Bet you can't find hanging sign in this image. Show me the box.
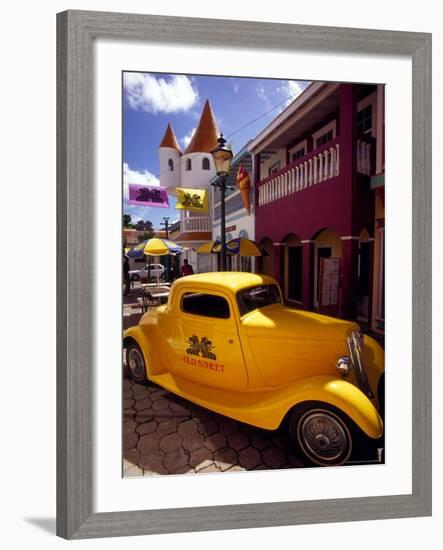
[175,188,208,213]
[128,184,170,208]
[236,164,251,214]
[319,257,341,316]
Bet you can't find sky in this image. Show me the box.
[123,72,310,229]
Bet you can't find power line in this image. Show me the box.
[142,90,300,181]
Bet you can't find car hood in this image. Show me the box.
[241,304,358,341]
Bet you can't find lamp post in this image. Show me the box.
[161,216,170,282]
[210,134,233,271]
[161,216,170,239]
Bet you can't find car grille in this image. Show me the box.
[347,331,373,398]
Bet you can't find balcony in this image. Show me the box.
[356,136,373,176]
[257,137,372,207]
[181,216,211,232]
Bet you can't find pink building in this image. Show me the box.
[249,82,384,330]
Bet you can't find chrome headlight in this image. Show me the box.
[335,356,353,378]
[347,331,373,398]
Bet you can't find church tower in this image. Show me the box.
[157,100,220,273]
[181,99,219,188]
[158,122,182,191]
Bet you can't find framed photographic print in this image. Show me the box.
[57,10,431,539]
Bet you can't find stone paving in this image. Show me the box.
[122,367,305,477]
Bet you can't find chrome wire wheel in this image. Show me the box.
[126,342,148,384]
[295,408,352,466]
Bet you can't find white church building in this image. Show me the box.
[158,99,220,273]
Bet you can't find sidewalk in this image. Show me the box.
[122,367,304,477]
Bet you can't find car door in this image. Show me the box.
[171,288,248,390]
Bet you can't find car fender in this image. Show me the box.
[123,325,166,376]
[276,375,383,439]
[151,373,383,439]
[363,335,385,405]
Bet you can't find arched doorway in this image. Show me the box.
[282,233,302,303]
[258,237,275,277]
[313,228,343,311]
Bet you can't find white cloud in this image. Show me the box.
[123,162,159,187]
[123,163,160,203]
[256,84,268,102]
[256,84,272,110]
[278,80,305,107]
[123,73,199,114]
[181,127,196,148]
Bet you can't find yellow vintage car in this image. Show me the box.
[124,272,384,466]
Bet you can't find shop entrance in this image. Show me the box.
[287,246,302,302]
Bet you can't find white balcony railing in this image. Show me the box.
[258,142,340,207]
[356,139,372,176]
[181,216,211,232]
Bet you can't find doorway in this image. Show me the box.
[287,246,302,302]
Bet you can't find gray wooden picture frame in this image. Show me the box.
[57,10,432,540]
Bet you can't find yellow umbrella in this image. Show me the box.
[143,238,182,256]
[142,238,183,286]
[196,240,221,254]
[226,238,263,256]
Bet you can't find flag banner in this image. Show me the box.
[128,184,170,208]
[175,188,208,213]
[236,165,251,214]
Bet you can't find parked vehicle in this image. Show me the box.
[123,272,384,466]
[129,263,165,282]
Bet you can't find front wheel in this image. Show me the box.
[125,340,148,384]
[288,403,352,466]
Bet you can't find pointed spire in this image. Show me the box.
[185,99,220,154]
[159,123,182,153]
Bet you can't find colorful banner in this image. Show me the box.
[175,187,209,213]
[128,184,170,208]
[236,165,251,214]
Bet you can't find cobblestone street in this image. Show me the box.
[123,367,306,477]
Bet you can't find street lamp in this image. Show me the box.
[211,133,233,271]
[161,216,170,239]
[161,216,171,283]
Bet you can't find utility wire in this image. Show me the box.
[140,90,300,181]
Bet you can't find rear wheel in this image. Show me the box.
[288,403,352,466]
[125,340,148,384]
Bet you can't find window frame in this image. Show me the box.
[268,160,281,176]
[236,284,282,317]
[357,90,376,136]
[179,289,232,320]
[289,139,307,163]
[312,120,337,148]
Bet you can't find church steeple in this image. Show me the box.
[184,99,220,154]
[159,122,182,153]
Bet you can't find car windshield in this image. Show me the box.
[237,284,282,316]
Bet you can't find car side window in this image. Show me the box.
[181,292,230,319]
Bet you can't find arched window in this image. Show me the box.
[168,158,174,171]
[186,158,192,171]
[202,157,210,170]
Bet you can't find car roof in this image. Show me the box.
[172,272,277,293]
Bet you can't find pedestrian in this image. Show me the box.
[123,254,131,296]
[181,259,194,277]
